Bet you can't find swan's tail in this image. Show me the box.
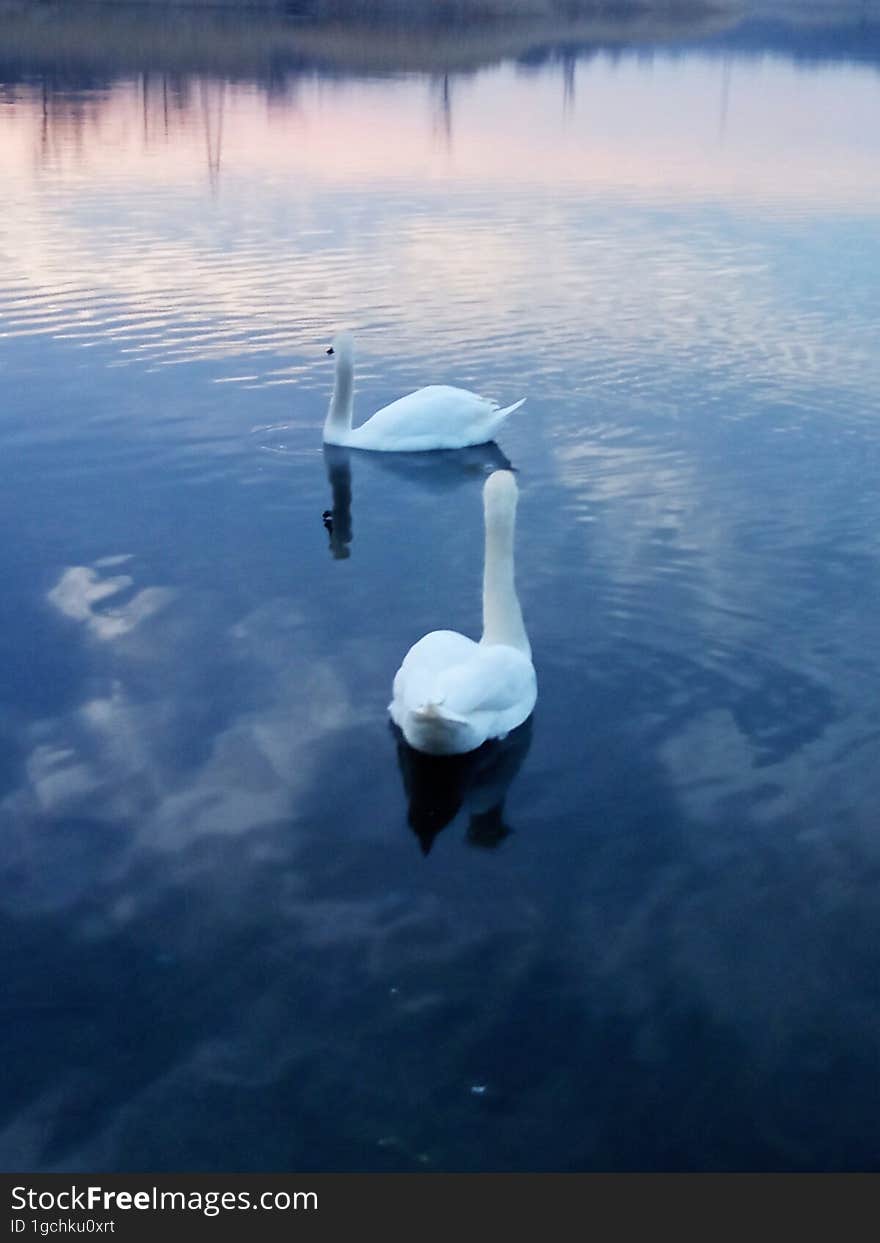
[395,700,477,755]
[413,701,468,726]
[495,397,526,419]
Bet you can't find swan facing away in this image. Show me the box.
[389,470,537,755]
[323,332,525,451]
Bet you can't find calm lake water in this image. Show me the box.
[2,5,880,1172]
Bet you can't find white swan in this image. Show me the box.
[389,470,537,755]
[323,332,525,451]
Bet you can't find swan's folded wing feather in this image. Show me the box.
[393,631,480,710]
[436,646,536,717]
[375,386,496,424]
[396,638,534,718]
[353,386,499,449]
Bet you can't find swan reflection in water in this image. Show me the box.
[392,715,533,856]
[322,444,354,560]
[321,441,513,560]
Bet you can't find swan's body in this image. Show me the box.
[390,470,536,755]
[391,633,535,755]
[323,333,525,451]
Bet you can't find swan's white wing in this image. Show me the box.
[390,631,536,754]
[391,630,479,708]
[350,386,515,451]
[432,645,536,719]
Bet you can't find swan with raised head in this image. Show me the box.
[389,470,536,755]
[323,332,525,451]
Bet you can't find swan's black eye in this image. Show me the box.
[326,347,334,356]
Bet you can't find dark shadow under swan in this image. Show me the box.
[392,714,534,856]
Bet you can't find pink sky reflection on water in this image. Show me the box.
[1,55,879,211]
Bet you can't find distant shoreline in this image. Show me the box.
[0,0,721,10]
[0,0,741,79]
[2,0,873,82]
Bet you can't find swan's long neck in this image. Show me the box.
[480,491,530,657]
[324,345,354,439]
